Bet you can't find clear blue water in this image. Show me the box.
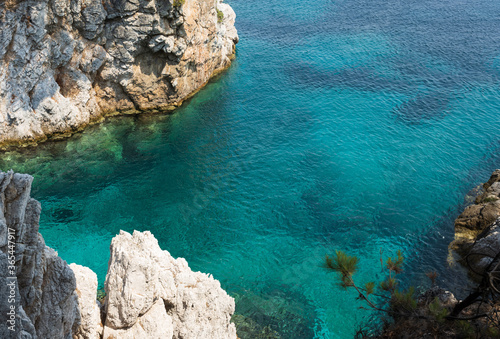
[3,0,500,337]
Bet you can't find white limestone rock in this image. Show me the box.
[103,299,173,339]
[103,230,237,339]
[0,172,237,339]
[70,264,103,339]
[218,2,239,45]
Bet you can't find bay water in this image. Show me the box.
[2,0,500,337]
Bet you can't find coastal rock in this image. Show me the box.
[0,171,80,338]
[103,230,237,339]
[452,171,500,252]
[0,0,238,148]
[465,218,500,274]
[0,171,237,338]
[451,170,500,275]
[70,263,103,339]
[454,202,500,231]
[417,287,457,309]
[102,299,173,339]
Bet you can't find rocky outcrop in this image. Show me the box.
[0,0,238,148]
[0,171,237,338]
[454,170,500,233]
[0,171,80,338]
[102,230,237,339]
[70,264,102,339]
[451,170,500,274]
[464,218,500,274]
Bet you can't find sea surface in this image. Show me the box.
[3,0,500,337]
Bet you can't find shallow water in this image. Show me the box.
[3,0,500,337]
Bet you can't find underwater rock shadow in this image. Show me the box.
[285,62,455,124]
[392,91,451,125]
[284,62,409,92]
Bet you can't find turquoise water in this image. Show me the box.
[3,0,500,337]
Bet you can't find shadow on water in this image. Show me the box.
[284,61,476,124]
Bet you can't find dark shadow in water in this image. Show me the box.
[51,207,77,223]
[285,62,407,93]
[392,92,450,124]
[285,60,458,124]
[249,0,500,127]
[396,206,474,300]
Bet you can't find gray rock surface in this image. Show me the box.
[0,0,238,147]
[452,170,500,275]
[463,217,500,275]
[0,171,80,338]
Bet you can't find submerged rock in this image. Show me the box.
[0,0,238,148]
[231,286,318,339]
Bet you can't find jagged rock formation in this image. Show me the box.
[450,169,500,274]
[0,171,237,338]
[102,230,237,339]
[0,0,238,148]
[0,171,80,338]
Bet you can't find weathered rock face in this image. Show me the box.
[465,218,500,274]
[70,264,102,339]
[103,230,237,339]
[451,170,500,274]
[455,170,500,232]
[0,171,237,338]
[0,171,80,338]
[0,0,238,147]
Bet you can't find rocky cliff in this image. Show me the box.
[0,0,238,148]
[0,171,79,338]
[0,171,237,338]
